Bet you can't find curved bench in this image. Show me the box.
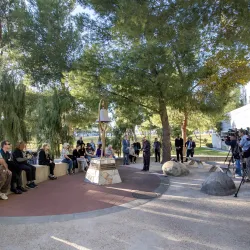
[20,162,69,184]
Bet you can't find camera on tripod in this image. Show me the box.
[221,129,239,142]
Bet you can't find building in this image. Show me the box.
[212,83,250,149]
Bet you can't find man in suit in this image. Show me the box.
[122,135,130,165]
[185,137,196,161]
[77,137,85,149]
[142,137,151,171]
[175,135,184,163]
[153,138,161,162]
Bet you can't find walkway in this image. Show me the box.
[1,162,250,250]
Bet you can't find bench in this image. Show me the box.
[20,162,69,185]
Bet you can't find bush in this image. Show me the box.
[206,143,213,148]
[203,138,208,144]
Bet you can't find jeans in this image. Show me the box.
[235,159,242,176]
[62,158,73,173]
[123,153,129,165]
[186,149,194,159]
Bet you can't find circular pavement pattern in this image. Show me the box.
[0,166,162,218]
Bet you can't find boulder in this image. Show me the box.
[162,161,190,177]
[201,172,236,196]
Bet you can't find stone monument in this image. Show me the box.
[85,99,122,185]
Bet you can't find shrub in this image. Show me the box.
[206,143,213,148]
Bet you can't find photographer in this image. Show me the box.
[238,129,250,181]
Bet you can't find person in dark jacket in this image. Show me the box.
[77,137,85,149]
[0,140,27,194]
[175,135,184,163]
[12,141,38,189]
[185,137,196,161]
[153,138,161,162]
[38,143,57,180]
[142,137,151,171]
[72,144,81,173]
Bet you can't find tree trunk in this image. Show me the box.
[181,112,188,155]
[159,99,171,163]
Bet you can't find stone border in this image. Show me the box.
[0,172,170,225]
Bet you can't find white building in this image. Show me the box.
[212,82,250,149]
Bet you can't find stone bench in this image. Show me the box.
[20,162,69,185]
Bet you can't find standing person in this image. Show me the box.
[238,129,250,181]
[12,141,38,189]
[77,137,85,149]
[153,138,161,162]
[90,139,96,151]
[122,135,130,165]
[185,137,196,161]
[0,154,12,200]
[38,143,57,180]
[133,141,141,162]
[142,137,151,171]
[61,143,73,175]
[175,135,184,163]
[1,140,27,194]
[129,145,136,164]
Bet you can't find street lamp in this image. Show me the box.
[96,99,111,158]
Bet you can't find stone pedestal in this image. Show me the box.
[85,158,122,185]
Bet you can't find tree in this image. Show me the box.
[0,70,26,145]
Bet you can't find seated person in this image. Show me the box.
[96,144,102,158]
[72,144,81,173]
[85,143,95,163]
[74,144,88,171]
[12,141,38,189]
[105,145,115,158]
[0,140,27,194]
[0,154,12,200]
[61,143,73,175]
[38,143,57,180]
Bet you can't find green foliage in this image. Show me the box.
[206,143,213,148]
[0,70,27,145]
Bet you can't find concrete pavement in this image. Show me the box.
[1,162,250,250]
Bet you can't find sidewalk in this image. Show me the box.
[1,162,250,250]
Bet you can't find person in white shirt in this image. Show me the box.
[61,143,73,175]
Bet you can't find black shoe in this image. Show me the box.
[17,186,28,192]
[26,183,35,189]
[141,169,146,171]
[11,188,22,194]
[32,182,38,188]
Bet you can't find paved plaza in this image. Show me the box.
[0,162,250,250]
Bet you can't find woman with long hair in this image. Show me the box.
[38,143,57,180]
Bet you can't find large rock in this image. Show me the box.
[201,172,236,196]
[162,161,190,176]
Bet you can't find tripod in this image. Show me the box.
[234,160,248,197]
[223,147,235,176]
